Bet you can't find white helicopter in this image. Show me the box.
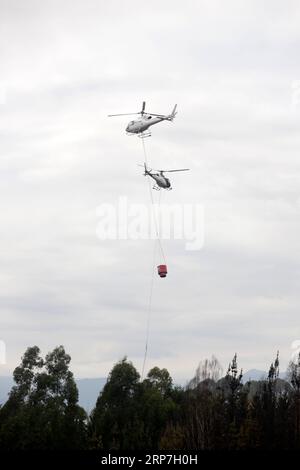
[141,163,189,190]
[108,101,177,137]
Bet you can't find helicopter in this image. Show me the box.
[140,163,189,190]
[108,101,177,137]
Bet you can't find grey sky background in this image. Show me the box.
[1,0,300,383]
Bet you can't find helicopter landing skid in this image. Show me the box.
[138,131,151,139]
[152,185,172,191]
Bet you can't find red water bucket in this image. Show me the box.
[157,264,167,278]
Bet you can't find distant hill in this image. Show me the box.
[242,369,287,383]
[0,376,107,412]
[76,378,107,412]
[242,369,267,382]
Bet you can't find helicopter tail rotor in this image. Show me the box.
[137,162,151,175]
[167,104,177,121]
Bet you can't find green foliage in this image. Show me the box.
[89,357,141,450]
[0,346,87,450]
[145,367,173,396]
[89,360,179,450]
[3,348,300,450]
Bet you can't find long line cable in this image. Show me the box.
[141,136,166,379]
[142,137,166,262]
[141,239,157,379]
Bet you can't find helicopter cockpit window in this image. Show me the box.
[147,116,152,119]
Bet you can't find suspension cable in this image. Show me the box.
[141,239,157,380]
[140,136,167,379]
[141,137,166,262]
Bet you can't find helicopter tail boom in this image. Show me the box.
[137,162,151,176]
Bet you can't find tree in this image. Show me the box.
[89,357,142,450]
[89,360,178,450]
[225,353,243,396]
[288,352,300,393]
[250,352,281,449]
[288,352,300,447]
[268,351,280,387]
[184,356,225,449]
[0,346,87,450]
[222,354,245,449]
[144,367,173,397]
[141,367,178,449]
[188,356,223,389]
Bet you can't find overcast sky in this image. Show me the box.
[1,0,300,383]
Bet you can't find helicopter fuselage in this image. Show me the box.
[126,114,165,134]
[148,172,171,189]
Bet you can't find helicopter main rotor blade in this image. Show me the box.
[146,113,166,117]
[141,101,146,114]
[108,112,141,117]
[160,169,190,173]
